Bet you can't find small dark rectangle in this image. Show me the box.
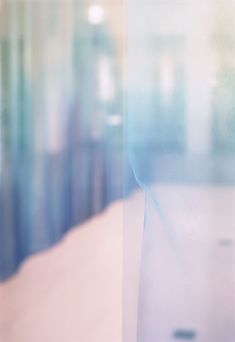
[173,329,196,340]
[218,239,234,247]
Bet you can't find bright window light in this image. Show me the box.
[161,58,174,95]
[88,5,105,25]
[107,115,122,127]
[98,56,115,101]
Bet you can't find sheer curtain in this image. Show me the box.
[0,0,123,281]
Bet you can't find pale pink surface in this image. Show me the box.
[0,186,235,342]
[0,201,125,342]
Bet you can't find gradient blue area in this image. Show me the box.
[0,0,123,280]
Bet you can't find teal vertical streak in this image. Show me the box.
[30,0,49,249]
[0,42,2,181]
[20,0,33,254]
[9,0,19,169]
[9,0,21,258]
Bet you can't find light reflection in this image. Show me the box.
[160,57,174,98]
[88,4,105,25]
[98,55,115,101]
[107,114,122,126]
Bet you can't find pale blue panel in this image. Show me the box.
[125,0,235,341]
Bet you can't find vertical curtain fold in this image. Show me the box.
[0,0,123,281]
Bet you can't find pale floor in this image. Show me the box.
[0,202,124,342]
[0,186,235,342]
[135,185,235,342]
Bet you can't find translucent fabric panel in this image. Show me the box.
[0,0,123,280]
[125,0,235,341]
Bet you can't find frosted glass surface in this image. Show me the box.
[125,0,235,341]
